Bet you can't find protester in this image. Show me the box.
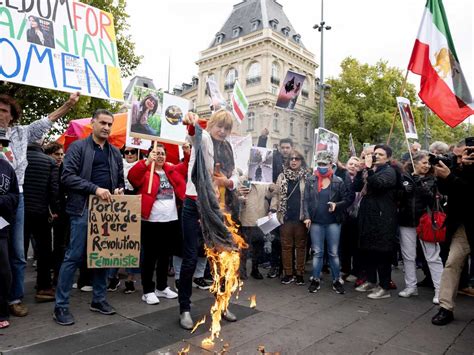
[0,92,79,317]
[23,140,59,302]
[53,109,124,326]
[0,130,19,329]
[354,144,399,299]
[178,110,239,330]
[304,151,351,294]
[431,138,474,325]
[128,144,188,304]
[270,149,308,285]
[398,151,442,304]
[429,141,450,155]
[401,141,421,163]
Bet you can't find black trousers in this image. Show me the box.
[340,216,361,275]
[0,238,11,321]
[365,250,392,290]
[24,213,53,290]
[241,226,264,272]
[141,220,177,294]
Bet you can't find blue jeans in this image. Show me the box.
[310,223,342,281]
[8,193,25,303]
[55,212,108,309]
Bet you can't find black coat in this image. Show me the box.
[398,173,436,227]
[23,144,59,216]
[0,159,19,238]
[354,164,398,252]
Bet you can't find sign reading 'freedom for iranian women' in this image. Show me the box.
[0,1,123,101]
[87,195,141,269]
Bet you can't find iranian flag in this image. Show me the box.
[408,0,474,127]
[231,80,249,123]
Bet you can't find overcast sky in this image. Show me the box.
[125,0,473,99]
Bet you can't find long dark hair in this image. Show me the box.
[138,94,158,122]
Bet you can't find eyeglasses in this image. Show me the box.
[124,150,137,155]
[290,157,301,161]
[156,151,166,156]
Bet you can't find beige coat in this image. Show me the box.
[239,182,273,227]
[270,173,306,224]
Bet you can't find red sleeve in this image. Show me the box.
[127,160,148,188]
[187,124,195,136]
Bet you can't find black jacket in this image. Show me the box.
[398,173,436,227]
[61,135,124,216]
[23,143,59,216]
[0,159,19,238]
[303,174,352,223]
[354,164,398,252]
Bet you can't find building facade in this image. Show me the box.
[178,0,318,163]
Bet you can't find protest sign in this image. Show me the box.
[248,147,273,184]
[275,70,306,110]
[206,78,227,111]
[128,86,188,144]
[87,195,141,268]
[397,97,418,140]
[349,133,357,157]
[229,134,252,177]
[314,127,340,165]
[0,1,123,100]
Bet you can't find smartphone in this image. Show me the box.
[242,180,251,189]
[465,137,474,147]
[363,142,371,150]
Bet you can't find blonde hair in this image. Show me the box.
[206,109,234,132]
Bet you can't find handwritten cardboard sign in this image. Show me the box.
[87,195,141,268]
[0,1,123,100]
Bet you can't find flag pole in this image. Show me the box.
[387,70,409,145]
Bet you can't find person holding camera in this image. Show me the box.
[431,138,474,326]
[398,151,443,304]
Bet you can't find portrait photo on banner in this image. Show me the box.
[314,127,340,165]
[397,97,418,139]
[275,70,306,110]
[248,147,273,184]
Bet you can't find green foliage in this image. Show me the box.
[0,0,141,138]
[317,57,469,162]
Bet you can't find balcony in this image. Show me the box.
[271,76,280,86]
[246,76,261,86]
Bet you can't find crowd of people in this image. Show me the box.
[0,96,473,331]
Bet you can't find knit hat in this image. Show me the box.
[315,150,334,164]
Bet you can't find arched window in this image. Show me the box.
[247,62,261,85]
[225,68,238,90]
[271,62,280,85]
[247,112,255,131]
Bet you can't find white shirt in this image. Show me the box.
[146,171,178,222]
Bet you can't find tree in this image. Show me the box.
[317,57,468,161]
[0,0,141,137]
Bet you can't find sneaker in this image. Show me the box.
[124,281,136,294]
[155,287,178,299]
[355,282,377,292]
[345,274,357,283]
[72,283,78,289]
[295,276,305,286]
[35,289,55,302]
[308,279,321,293]
[398,287,418,298]
[142,292,160,305]
[355,278,366,287]
[193,277,211,290]
[433,290,440,305]
[9,303,28,317]
[90,300,116,315]
[107,278,120,292]
[267,267,279,279]
[431,307,454,326]
[80,285,93,292]
[333,280,345,294]
[179,311,194,330]
[53,307,74,326]
[281,275,294,285]
[368,287,391,299]
[175,279,180,291]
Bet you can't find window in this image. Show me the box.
[232,27,241,38]
[289,118,294,136]
[247,112,255,131]
[273,113,279,132]
[304,122,309,140]
[281,27,290,36]
[271,86,278,95]
[302,79,309,98]
[216,33,224,44]
[246,62,261,85]
[269,19,278,30]
[293,34,301,43]
[224,68,238,90]
[251,20,260,31]
[271,62,280,85]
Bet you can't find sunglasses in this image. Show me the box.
[290,157,301,161]
[124,150,137,155]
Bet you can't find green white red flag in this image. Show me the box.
[231,80,249,123]
[408,0,474,127]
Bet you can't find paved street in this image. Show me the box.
[1,261,473,354]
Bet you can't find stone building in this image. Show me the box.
[176,0,319,163]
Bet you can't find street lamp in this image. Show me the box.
[313,0,331,128]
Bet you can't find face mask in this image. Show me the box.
[317,166,329,175]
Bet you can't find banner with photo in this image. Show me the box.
[206,78,227,111]
[229,134,252,177]
[314,127,340,165]
[0,1,123,100]
[275,70,306,110]
[248,147,273,184]
[397,97,418,140]
[128,86,188,144]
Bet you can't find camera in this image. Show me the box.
[428,153,456,169]
[465,137,474,157]
[371,155,377,164]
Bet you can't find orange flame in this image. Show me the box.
[178,344,190,354]
[201,212,248,347]
[249,294,257,308]
[191,315,206,334]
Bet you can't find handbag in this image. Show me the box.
[416,195,446,243]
